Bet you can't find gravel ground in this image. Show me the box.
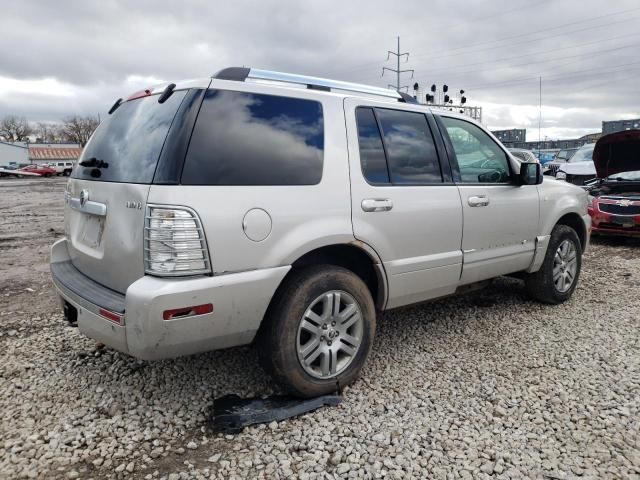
[1,177,639,480]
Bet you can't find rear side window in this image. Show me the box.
[181,90,324,185]
[355,108,389,184]
[73,91,187,183]
[355,107,442,185]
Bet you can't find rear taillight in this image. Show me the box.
[144,206,211,276]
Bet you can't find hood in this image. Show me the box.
[559,161,596,176]
[593,129,640,178]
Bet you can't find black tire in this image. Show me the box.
[525,224,582,304]
[259,265,376,398]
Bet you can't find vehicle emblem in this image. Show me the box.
[79,189,89,207]
[616,199,633,207]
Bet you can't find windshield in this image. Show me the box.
[607,170,640,182]
[72,91,187,183]
[570,144,594,163]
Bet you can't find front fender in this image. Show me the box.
[538,179,589,238]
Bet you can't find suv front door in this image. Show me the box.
[344,99,463,308]
[436,115,539,284]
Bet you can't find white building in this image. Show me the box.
[0,141,29,167]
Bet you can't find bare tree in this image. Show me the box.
[61,115,100,147]
[0,115,33,142]
[36,122,62,143]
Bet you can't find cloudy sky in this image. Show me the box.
[1,0,638,140]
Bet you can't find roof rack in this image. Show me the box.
[213,67,417,103]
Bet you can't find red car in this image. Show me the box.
[587,130,640,236]
[19,164,57,177]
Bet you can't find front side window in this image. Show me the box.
[181,90,324,185]
[440,116,511,183]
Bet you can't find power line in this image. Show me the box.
[411,7,640,62]
[422,40,640,83]
[321,0,553,78]
[414,31,640,78]
[464,60,640,91]
[382,36,414,92]
[328,7,640,80]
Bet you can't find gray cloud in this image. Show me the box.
[1,0,638,139]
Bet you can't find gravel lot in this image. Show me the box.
[1,177,639,480]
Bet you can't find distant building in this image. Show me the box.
[491,129,526,144]
[28,143,83,164]
[578,132,602,143]
[494,132,600,150]
[0,141,29,167]
[602,118,640,135]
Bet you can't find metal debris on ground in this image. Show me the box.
[211,394,342,434]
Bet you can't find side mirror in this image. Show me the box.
[519,162,543,185]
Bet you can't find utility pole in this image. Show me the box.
[382,36,414,92]
[538,76,542,157]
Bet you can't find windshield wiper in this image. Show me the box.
[79,157,109,169]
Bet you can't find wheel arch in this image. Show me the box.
[269,242,388,314]
[555,212,587,251]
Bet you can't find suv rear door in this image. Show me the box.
[66,88,192,293]
[344,98,463,308]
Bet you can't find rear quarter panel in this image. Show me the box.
[147,85,354,274]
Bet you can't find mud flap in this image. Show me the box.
[211,394,342,434]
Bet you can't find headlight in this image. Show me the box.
[144,206,211,276]
[556,171,567,180]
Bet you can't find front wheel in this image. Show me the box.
[525,224,582,304]
[259,265,376,398]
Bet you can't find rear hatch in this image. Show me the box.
[65,88,190,293]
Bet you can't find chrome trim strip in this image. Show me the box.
[247,68,402,100]
[69,197,107,217]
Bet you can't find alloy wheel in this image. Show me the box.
[296,290,364,379]
[553,239,578,293]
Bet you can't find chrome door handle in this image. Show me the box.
[361,198,393,212]
[468,195,490,207]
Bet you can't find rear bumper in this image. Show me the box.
[50,238,290,360]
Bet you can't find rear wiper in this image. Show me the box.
[79,157,109,168]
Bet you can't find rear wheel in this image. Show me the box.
[525,224,582,304]
[259,265,376,398]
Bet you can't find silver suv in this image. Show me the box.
[51,67,591,397]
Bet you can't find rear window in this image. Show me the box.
[181,90,324,185]
[72,91,187,183]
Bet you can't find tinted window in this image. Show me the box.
[440,116,511,183]
[73,91,187,183]
[182,90,324,185]
[355,108,389,184]
[376,109,442,184]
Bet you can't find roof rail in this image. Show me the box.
[213,67,414,102]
